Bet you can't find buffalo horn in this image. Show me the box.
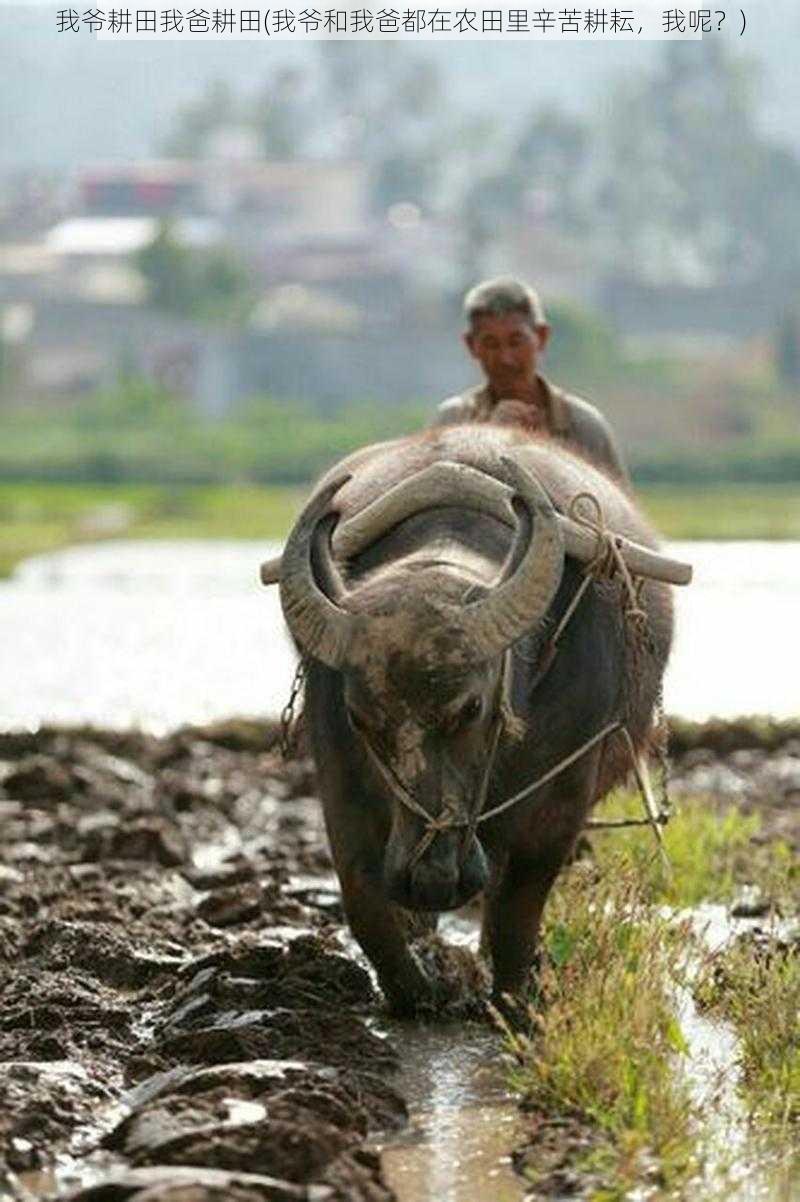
[260,555,281,585]
[278,476,361,668]
[333,464,692,585]
[333,461,517,558]
[261,463,694,590]
[449,456,564,658]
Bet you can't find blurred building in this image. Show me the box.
[2,153,790,412]
[0,156,472,410]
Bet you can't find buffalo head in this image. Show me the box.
[279,458,565,911]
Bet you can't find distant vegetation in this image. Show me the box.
[162,42,800,295]
[1,366,799,489]
[2,317,799,576]
[135,222,254,323]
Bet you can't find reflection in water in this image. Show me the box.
[378,1024,525,1202]
[678,906,800,1202]
[2,539,799,731]
[376,913,525,1202]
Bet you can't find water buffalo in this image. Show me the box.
[262,424,690,1012]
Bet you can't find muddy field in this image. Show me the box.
[0,717,797,1202]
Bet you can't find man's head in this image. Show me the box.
[463,277,551,398]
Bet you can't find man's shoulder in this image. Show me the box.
[551,385,612,437]
[434,386,485,425]
[548,382,629,484]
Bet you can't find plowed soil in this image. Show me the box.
[0,717,797,1201]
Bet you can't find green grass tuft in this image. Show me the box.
[504,862,700,1198]
[589,792,794,907]
[696,935,800,1130]
[505,792,796,1198]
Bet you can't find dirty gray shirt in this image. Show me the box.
[433,376,630,487]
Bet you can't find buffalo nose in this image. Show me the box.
[409,860,459,911]
[384,831,489,912]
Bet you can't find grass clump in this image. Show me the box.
[0,481,303,578]
[589,791,794,908]
[696,934,800,1130]
[504,792,796,1198]
[504,862,699,1199]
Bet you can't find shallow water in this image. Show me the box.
[677,905,799,1202]
[374,905,799,1202]
[2,539,799,732]
[379,1024,525,1202]
[378,916,526,1202]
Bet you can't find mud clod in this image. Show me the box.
[3,717,791,1200]
[0,724,403,1200]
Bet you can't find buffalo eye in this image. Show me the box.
[459,696,483,726]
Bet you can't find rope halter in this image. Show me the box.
[354,655,509,868]
[344,490,672,870]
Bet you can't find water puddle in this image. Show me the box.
[377,1023,525,1202]
[6,1149,126,1202]
[373,914,526,1202]
[676,904,799,1201]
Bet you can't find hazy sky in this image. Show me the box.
[1,2,798,168]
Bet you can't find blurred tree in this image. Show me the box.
[136,221,253,323]
[596,42,800,287]
[136,221,196,312]
[459,104,592,281]
[545,299,623,380]
[164,80,239,157]
[162,49,456,212]
[514,106,589,230]
[316,45,455,212]
[164,72,315,160]
[252,67,315,159]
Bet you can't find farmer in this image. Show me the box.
[434,276,630,485]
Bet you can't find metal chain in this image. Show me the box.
[280,658,307,760]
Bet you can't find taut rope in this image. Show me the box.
[281,489,673,869]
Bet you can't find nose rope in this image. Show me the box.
[356,658,510,869]
[352,490,669,867]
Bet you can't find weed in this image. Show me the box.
[505,793,796,1198]
[696,932,800,1129]
[590,792,794,908]
[504,861,700,1198]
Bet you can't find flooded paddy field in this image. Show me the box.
[2,539,799,732]
[0,716,797,1202]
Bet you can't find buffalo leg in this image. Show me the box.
[337,864,436,1013]
[482,766,598,999]
[482,851,564,998]
[321,797,436,1012]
